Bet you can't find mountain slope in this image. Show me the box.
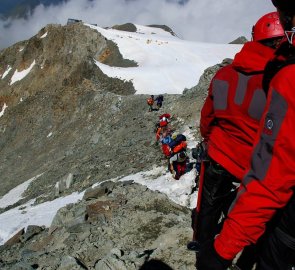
[0,22,238,269]
[0,23,139,199]
[0,22,240,200]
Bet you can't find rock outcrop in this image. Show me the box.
[0,181,195,270]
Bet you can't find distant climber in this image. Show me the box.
[147,95,155,112]
[155,113,172,141]
[159,113,170,127]
[155,95,164,109]
[168,133,187,179]
[169,150,187,180]
[155,121,167,141]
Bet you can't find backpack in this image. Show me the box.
[168,134,186,149]
[161,136,172,145]
[159,120,168,127]
[156,95,164,103]
[172,141,187,154]
[159,113,170,120]
[147,98,154,105]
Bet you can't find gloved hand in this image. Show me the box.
[196,239,232,270]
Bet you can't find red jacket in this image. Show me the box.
[214,42,295,260]
[200,41,275,179]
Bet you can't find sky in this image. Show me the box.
[0,0,275,50]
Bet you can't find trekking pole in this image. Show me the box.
[192,160,206,241]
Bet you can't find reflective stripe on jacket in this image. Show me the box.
[200,41,275,180]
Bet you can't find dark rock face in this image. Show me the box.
[111,23,137,33]
[148,25,177,36]
[229,36,248,44]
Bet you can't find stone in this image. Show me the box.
[4,228,25,246]
[21,225,43,242]
[58,256,85,270]
[83,181,116,201]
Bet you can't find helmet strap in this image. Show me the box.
[285,27,295,44]
[251,25,254,41]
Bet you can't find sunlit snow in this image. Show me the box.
[10,60,36,85]
[88,24,242,94]
[1,66,12,79]
[0,174,43,209]
[0,103,8,118]
[40,32,48,38]
[0,192,84,245]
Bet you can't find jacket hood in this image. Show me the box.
[232,41,275,73]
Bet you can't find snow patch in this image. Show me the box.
[10,60,36,85]
[118,166,197,209]
[40,32,48,38]
[0,103,8,118]
[1,66,12,79]
[0,173,43,209]
[0,192,84,245]
[87,23,242,94]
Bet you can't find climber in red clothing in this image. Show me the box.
[197,3,295,270]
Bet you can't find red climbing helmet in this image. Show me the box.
[252,11,284,41]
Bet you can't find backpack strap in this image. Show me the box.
[263,42,295,94]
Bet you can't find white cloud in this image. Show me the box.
[0,0,274,50]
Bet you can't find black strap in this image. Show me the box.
[263,42,295,95]
[275,228,295,250]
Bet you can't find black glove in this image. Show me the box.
[196,239,232,270]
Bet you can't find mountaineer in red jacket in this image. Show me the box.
[197,1,295,270]
[189,11,285,268]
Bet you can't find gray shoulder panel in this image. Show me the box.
[234,73,250,105]
[212,79,229,110]
[244,90,288,185]
[248,89,267,120]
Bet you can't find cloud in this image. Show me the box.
[0,0,275,50]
